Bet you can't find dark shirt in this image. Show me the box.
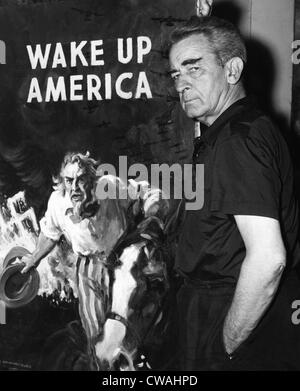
[176,97,300,283]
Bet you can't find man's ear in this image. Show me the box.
[225,57,244,85]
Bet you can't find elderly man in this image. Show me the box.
[19,151,168,370]
[169,10,300,370]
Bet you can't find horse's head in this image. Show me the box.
[95,216,170,370]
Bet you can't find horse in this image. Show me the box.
[94,213,178,371]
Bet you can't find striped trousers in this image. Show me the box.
[76,255,110,345]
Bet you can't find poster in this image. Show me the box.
[0,0,196,371]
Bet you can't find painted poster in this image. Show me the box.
[0,0,196,371]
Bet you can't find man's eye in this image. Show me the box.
[171,73,180,81]
[189,66,200,73]
[78,175,87,184]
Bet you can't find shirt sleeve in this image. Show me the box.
[39,191,63,241]
[210,134,281,219]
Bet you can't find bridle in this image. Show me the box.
[102,216,168,370]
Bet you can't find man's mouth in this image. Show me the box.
[71,194,83,201]
[184,98,198,104]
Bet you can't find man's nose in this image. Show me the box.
[72,179,79,191]
[175,74,190,94]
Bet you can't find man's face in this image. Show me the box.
[169,34,229,124]
[63,162,90,205]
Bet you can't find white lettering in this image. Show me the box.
[70,41,88,67]
[137,36,151,63]
[118,38,133,64]
[135,71,152,99]
[87,74,102,101]
[52,42,67,68]
[27,43,51,69]
[90,40,104,66]
[45,76,67,102]
[70,75,83,101]
[105,73,112,100]
[115,72,133,99]
[27,77,42,102]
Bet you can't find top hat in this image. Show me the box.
[0,246,40,308]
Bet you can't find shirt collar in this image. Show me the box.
[197,96,252,147]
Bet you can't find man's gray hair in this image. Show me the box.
[169,15,247,66]
[53,151,99,192]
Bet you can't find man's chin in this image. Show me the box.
[183,105,207,121]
